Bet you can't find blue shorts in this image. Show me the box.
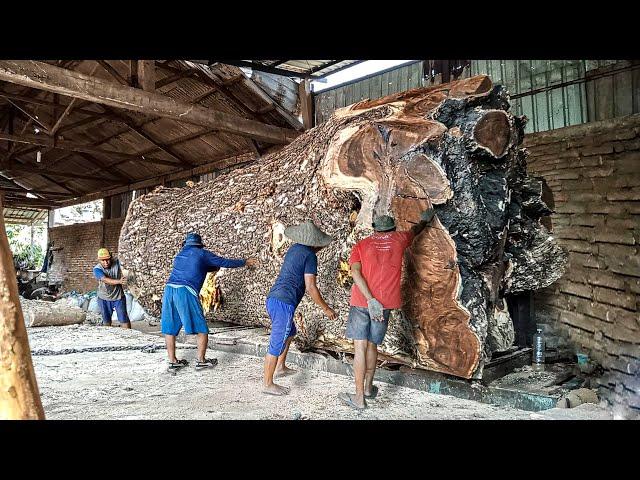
[161,285,209,336]
[266,297,297,356]
[98,297,129,325]
[345,306,390,345]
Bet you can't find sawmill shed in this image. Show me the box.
[1,59,638,421]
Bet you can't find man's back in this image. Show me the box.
[167,246,244,293]
[349,231,414,309]
[268,243,317,307]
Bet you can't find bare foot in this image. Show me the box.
[339,392,366,410]
[274,366,297,378]
[262,383,290,396]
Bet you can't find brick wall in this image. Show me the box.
[524,114,640,418]
[48,218,125,293]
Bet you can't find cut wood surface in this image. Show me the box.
[20,299,86,327]
[119,76,568,379]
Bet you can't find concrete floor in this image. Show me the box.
[27,324,612,420]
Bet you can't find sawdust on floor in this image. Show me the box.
[27,325,611,420]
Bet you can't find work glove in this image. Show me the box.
[420,207,436,223]
[367,298,385,322]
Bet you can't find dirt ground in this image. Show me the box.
[26,325,612,420]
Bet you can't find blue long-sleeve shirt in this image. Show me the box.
[166,245,246,293]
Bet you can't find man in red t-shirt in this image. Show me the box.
[339,208,436,410]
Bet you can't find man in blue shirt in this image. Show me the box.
[263,220,337,396]
[162,232,256,372]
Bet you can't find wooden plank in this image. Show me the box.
[99,105,195,166]
[0,61,299,145]
[0,186,71,198]
[595,75,615,121]
[137,60,155,92]
[298,79,313,129]
[76,152,134,183]
[0,92,107,117]
[97,60,130,86]
[2,196,58,208]
[614,69,633,117]
[130,60,139,88]
[634,66,640,114]
[49,64,100,135]
[5,99,52,133]
[0,132,181,167]
[3,164,114,181]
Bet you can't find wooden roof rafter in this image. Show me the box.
[0,59,301,209]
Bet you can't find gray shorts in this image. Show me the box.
[345,306,390,345]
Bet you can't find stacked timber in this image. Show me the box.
[119,75,568,379]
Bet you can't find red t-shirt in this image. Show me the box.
[349,231,414,309]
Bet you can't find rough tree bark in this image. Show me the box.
[20,298,86,327]
[120,75,567,379]
[0,195,45,419]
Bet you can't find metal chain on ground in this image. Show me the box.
[31,344,198,356]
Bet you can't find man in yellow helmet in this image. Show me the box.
[93,248,130,328]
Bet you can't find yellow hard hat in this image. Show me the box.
[97,248,111,260]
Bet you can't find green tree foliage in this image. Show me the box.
[7,225,45,269]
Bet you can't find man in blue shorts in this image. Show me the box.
[162,232,256,372]
[93,248,130,328]
[263,220,338,395]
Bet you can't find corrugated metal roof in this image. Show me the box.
[194,60,362,79]
[3,207,48,224]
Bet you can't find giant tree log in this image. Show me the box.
[0,195,45,419]
[20,298,86,327]
[120,75,568,379]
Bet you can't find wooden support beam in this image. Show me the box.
[155,72,190,89]
[5,99,52,133]
[98,105,195,166]
[137,60,155,92]
[97,60,130,86]
[0,173,41,194]
[50,64,100,136]
[0,186,72,198]
[0,61,298,144]
[210,60,315,79]
[256,105,277,115]
[298,78,313,129]
[56,113,108,135]
[0,92,108,117]
[249,139,261,158]
[222,74,244,86]
[190,87,218,103]
[156,62,303,131]
[39,174,82,196]
[1,196,58,208]
[163,127,218,147]
[130,60,139,88]
[3,164,119,181]
[0,132,182,168]
[57,152,257,207]
[76,152,135,183]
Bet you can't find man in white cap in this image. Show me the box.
[339,208,436,409]
[263,220,337,395]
